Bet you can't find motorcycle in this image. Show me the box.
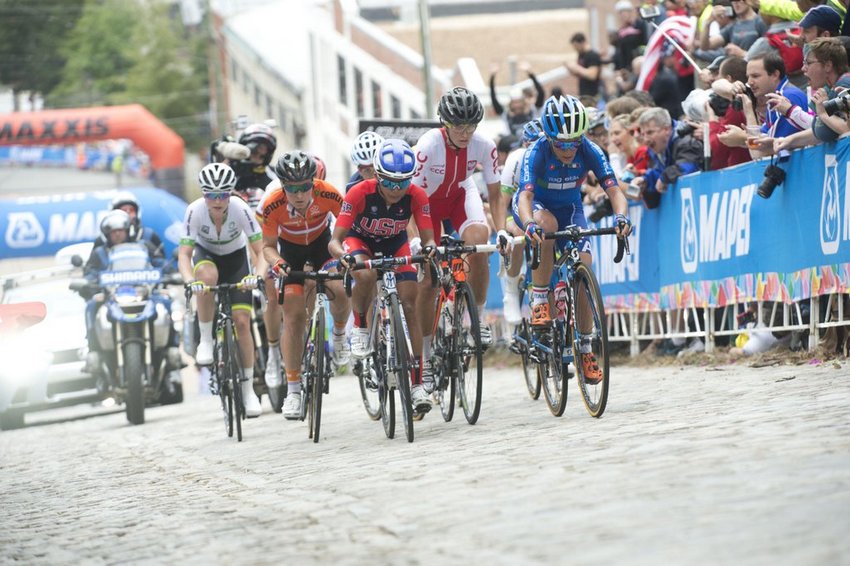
[70,242,183,425]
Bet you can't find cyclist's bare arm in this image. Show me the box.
[486,181,504,232]
[178,244,195,283]
[517,189,535,227]
[328,225,348,259]
[248,239,263,272]
[262,234,283,265]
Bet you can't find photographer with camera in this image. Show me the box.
[706,57,753,168]
[717,52,808,159]
[631,107,704,209]
[773,38,850,152]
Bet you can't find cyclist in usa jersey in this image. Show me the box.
[330,139,437,414]
[516,95,631,380]
[413,87,503,387]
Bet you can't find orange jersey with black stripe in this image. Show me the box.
[258,179,343,245]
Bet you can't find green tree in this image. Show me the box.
[48,0,209,149]
[0,0,85,110]
[111,2,209,148]
[47,0,141,108]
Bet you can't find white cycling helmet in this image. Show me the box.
[100,209,131,239]
[198,162,237,192]
[350,131,385,167]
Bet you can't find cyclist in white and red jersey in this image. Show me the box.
[413,87,505,391]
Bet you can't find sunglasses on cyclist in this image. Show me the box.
[445,123,477,135]
[283,181,313,194]
[378,177,412,191]
[548,137,583,151]
[204,190,231,200]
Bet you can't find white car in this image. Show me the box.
[0,245,97,430]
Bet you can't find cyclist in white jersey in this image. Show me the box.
[412,87,505,390]
[499,119,545,325]
[178,163,264,417]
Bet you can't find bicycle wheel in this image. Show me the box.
[538,317,568,418]
[356,318,381,421]
[214,339,232,438]
[518,320,541,400]
[454,282,483,425]
[388,293,414,443]
[310,309,325,443]
[432,297,455,422]
[375,318,395,438]
[225,320,244,441]
[572,263,609,418]
[356,358,381,421]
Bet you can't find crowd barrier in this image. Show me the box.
[484,138,849,354]
[586,137,850,354]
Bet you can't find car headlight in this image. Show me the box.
[0,338,53,386]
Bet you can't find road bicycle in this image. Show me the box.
[186,279,260,441]
[524,226,628,418]
[430,234,523,424]
[346,253,435,443]
[275,268,343,443]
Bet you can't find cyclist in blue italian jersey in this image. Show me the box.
[514,95,632,380]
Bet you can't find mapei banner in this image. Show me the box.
[1,187,187,260]
[658,138,850,308]
[589,202,661,311]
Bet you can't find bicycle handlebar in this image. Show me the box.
[342,254,438,297]
[528,226,630,269]
[273,270,345,305]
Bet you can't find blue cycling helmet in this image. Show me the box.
[522,119,545,144]
[373,139,416,181]
[540,95,589,140]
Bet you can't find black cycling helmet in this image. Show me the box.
[274,151,317,183]
[238,123,277,166]
[438,86,484,125]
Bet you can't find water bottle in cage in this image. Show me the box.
[554,281,567,322]
[443,297,454,336]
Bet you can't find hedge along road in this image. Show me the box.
[1,362,848,565]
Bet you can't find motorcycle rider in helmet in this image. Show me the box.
[80,211,180,396]
[91,191,164,254]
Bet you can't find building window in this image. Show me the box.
[410,108,422,120]
[265,95,273,120]
[243,74,250,95]
[354,67,364,117]
[231,60,239,83]
[371,80,382,118]
[254,85,261,107]
[337,55,347,104]
[391,95,402,119]
[278,105,288,133]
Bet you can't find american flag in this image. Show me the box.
[635,16,697,92]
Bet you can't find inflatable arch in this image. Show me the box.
[0,105,185,195]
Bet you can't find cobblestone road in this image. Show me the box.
[1,361,848,565]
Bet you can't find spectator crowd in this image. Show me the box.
[484,0,850,357]
[489,0,850,212]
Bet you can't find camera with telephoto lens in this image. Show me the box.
[823,91,850,117]
[732,85,756,112]
[758,163,786,199]
[708,92,731,117]
[588,197,614,223]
